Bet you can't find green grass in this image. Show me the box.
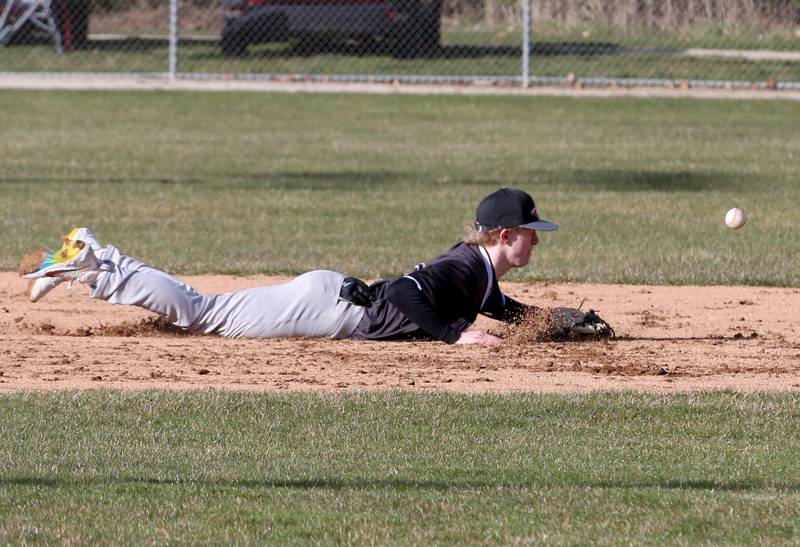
[1,390,799,543]
[3,89,799,543]
[2,89,799,285]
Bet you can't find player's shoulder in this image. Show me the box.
[415,242,484,279]
[441,241,482,260]
[422,242,478,266]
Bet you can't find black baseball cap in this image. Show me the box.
[475,188,559,232]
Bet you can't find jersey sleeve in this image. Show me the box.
[384,277,462,344]
[384,254,483,343]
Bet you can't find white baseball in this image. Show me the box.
[725,208,747,229]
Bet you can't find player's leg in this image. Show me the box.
[192,270,365,338]
[93,267,365,338]
[92,264,365,337]
[86,244,210,329]
[21,230,210,329]
[21,230,366,339]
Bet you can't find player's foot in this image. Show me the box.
[18,231,101,305]
[18,227,101,302]
[26,277,65,303]
[19,242,98,280]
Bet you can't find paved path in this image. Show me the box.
[1,73,799,100]
[684,48,800,62]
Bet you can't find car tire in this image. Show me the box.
[67,0,89,49]
[54,0,90,50]
[391,3,441,59]
[221,26,249,56]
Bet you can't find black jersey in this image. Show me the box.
[351,242,529,343]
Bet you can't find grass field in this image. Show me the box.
[2,390,800,543]
[3,88,800,543]
[2,89,799,285]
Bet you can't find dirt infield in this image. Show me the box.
[2,272,799,393]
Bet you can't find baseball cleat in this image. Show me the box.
[18,227,102,302]
[63,226,101,250]
[19,231,100,282]
[18,242,99,280]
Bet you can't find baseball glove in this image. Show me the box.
[550,307,615,339]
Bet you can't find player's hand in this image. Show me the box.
[455,330,503,346]
[339,276,376,307]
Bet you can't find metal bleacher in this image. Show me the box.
[0,0,62,53]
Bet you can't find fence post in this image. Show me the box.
[521,0,531,87]
[169,0,179,78]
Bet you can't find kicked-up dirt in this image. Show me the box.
[1,272,799,393]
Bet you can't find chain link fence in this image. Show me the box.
[1,0,798,88]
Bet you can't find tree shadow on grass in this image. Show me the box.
[279,40,626,60]
[1,171,409,188]
[468,169,742,192]
[0,176,210,185]
[564,169,737,192]
[226,169,738,193]
[1,169,746,194]
[8,31,629,59]
[224,170,413,190]
[0,170,741,194]
[1,475,795,492]
[6,35,170,52]
[186,38,625,61]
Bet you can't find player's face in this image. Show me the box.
[506,228,539,267]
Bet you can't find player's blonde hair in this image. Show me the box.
[463,225,501,246]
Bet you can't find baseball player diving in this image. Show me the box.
[19,188,611,346]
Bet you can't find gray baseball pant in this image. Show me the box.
[86,244,365,339]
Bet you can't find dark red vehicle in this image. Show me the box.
[221,0,441,57]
